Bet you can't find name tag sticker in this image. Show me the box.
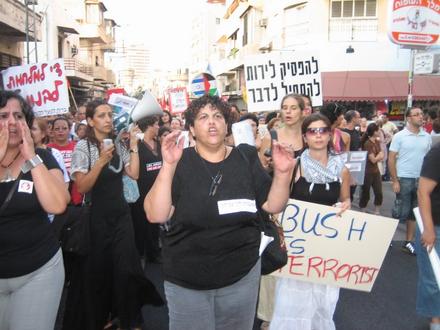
[18,180,34,194]
[217,199,257,215]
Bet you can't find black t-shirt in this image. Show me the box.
[0,148,62,278]
[341,128,361,151]
[164,144,271,290]
[137,140,162,199]
[420,144,440,226]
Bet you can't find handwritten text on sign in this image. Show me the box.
[274,199,398,292]
[244,52,322,112]
[1,58,70,117]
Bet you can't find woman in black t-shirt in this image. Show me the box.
[0,91,70,330]
[144,95,295,330]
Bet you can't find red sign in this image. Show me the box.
[388,0,440,46]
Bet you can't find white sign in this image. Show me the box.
[274,199,398,292]
[1,58,70,117]
[388,0,440,46]
[169,87,189,114]
[108,94,138,111]
[345,151,368,185]
[414,52,440,74]
[232,121,255,147]
[244,52,322,112]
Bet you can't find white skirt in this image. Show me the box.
[270,277,340,330]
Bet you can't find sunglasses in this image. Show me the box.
[305,127,330,135]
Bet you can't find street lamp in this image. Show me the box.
[346,45,355,54]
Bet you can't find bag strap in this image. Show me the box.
[82,141,92,206]
[0,171,24,217]
[290,158,301,192]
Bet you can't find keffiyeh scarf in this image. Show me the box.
[300,149,345,193]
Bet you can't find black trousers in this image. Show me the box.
[359,171,383,208]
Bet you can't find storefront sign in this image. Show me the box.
[388,0,440,46]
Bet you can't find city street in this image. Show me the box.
[140,182,428,330]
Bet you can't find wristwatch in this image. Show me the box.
[129,148,138,153]
[21,154,43,173]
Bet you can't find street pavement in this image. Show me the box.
[141,181,428,330]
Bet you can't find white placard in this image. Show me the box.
[232,121,255,147]
[2,58,70,117]
[108,94,138,111]
[244,52,322,112]
[274,199,398,292]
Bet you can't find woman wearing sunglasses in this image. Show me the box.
[144,95,295,330]
[270,113,351,330]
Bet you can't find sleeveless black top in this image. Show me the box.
[290,159,340,206]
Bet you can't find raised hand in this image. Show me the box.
[129,124,142,149]
[98,143,115,166]
[271,140,296,175]
[0,122,9,163]
[17,121,36,161]
[161,130,184,166]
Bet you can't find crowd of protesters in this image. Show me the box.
[1,88,440,330]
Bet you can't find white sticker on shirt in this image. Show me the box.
[217,199,257,215]
[18,180,34,194]
[146,161,162,172]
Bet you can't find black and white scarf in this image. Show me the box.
[300,149,345,193]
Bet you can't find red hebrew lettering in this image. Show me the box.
[53,63,62,77]
[42,80,63,104]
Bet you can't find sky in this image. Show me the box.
[105,0,206,70]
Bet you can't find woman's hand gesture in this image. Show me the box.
[98,142,115,166]
[0,122,9,163]
[18,121,36,160]
[161,130,184,166]
[271,140,296,175]
[129,124,141,149]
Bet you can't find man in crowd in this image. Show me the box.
[388,107,431,255]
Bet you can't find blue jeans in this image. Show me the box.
[0,249,64,330]
[415,228,440,317]
[164,259,261,330]
[395,177,419,223]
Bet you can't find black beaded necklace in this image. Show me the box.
[195,145,227,197]
[1,151,21,182]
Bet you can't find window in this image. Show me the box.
[330,0,376,18]
[242,11,249,46]
[329,0,377,41]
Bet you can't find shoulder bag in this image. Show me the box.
[52,141,92,256]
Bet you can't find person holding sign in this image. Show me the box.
[144,95,295,330]
[416,143,440,329]
[271,113,351,330]
[0,91,70,330]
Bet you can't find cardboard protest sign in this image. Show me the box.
[2,58,70,117]
[244,52,322,112]
[108,94,138,112]
[274,199,398,292]
[343,151,368,185]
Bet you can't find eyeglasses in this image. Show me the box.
[305,127,331,135]
[209,172,222,196]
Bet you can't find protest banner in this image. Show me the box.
[168,87,189,114]
[244,51,322,112]
[274,199,398,292]
[1,58,70,117]
[342,151,368,185]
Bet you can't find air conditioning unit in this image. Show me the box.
[259,18,268,28]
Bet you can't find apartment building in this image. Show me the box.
[0,0,42,74]
[210,0,440,116]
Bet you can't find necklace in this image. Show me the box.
[195,145,227,197]
[1,151,21,183]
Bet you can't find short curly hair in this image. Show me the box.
[184,95,231,129]
[0,90,34,127]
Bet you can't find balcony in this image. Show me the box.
[78,23,112,44]
[0,0,42,41]
[64,58,93,82]
[92,65,107,81]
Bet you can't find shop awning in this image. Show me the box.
[322,71,440,102]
